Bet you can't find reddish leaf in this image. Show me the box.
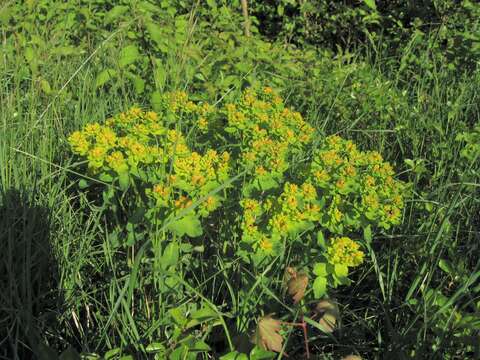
[253,315,283,353]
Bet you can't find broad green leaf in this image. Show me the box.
[250,347,276,360]
[125,71,145,94]
[145,21,164,46]
[206,0,217,9]
[99,172,113,183]
[161,242,179,268]
[334,264,348,278]
[363,225,372,243]
[313,276,327,298]
[95,68,117,88]
[253,315,283,353]
[119,45,140,68]
[52,46,77,56]
[40,79,52,94]
[219,352,248,360]
[317,231,326,249]
[363,0,377,10]
[146,343,166,354]
[183,307,217,329]
[190,306,217,321]
[169,307,188,327]
[78,179,89,189]
[151,90,162,111]
[104,348,121,360]
[167,215,203,237]
[118,171,129,190]
[104,5,129,24]
[0,5,13,24]
[313,262,328,277]
[438,259,454,275]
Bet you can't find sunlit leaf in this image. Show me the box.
[95,68,117,88]
[119,45,140,68]
[363,0,377,10]
[313,276,327,298]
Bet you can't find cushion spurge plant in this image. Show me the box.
[68,87,406,356]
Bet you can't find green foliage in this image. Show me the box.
[250,0,480,71]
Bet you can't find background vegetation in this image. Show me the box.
[1,0,479,359]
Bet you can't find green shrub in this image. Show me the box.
[68,88,406,356]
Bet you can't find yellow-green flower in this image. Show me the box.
[327,237,364,267]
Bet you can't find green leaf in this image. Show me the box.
[145,21,164,47]
[219,351,248,360]
[186,306,218,329]
[78,179,89,189]
[363,0,377,10]
[313,276,327,298]
[125,71,145,94]
[52,46,78,57]
[334,264,348,278]
[363,225,372,243]
[250,346,276,360]
[168,215,203,238]
[146,342,166,354]
[95,68,117,88]
[161,242,179,268]
[104,5,129,24]
[151,91,162,111]
[317,231,326,249]
[99,172,113,183]
[0,5,13,24]
[40,79,52,94]
[104,348,121,360]
[206,0,217,9]
[313,262,328,277]
[190,306,218,321]
[119,45,140,68]
[439,259,454,275]
[118,171,129,190]
[169,307,188,327]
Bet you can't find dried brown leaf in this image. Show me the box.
[287,272,308,304]
[314,299,340,333]
[252,315,283,353]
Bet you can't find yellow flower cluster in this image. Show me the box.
[239,133,405,260]
[309,135,405,230]
[68,107,175,174]
[68,103,231,221]
[160,91,215,134]
[225,88,313,185]
[240,181,323,254]
[326,237,364,267]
